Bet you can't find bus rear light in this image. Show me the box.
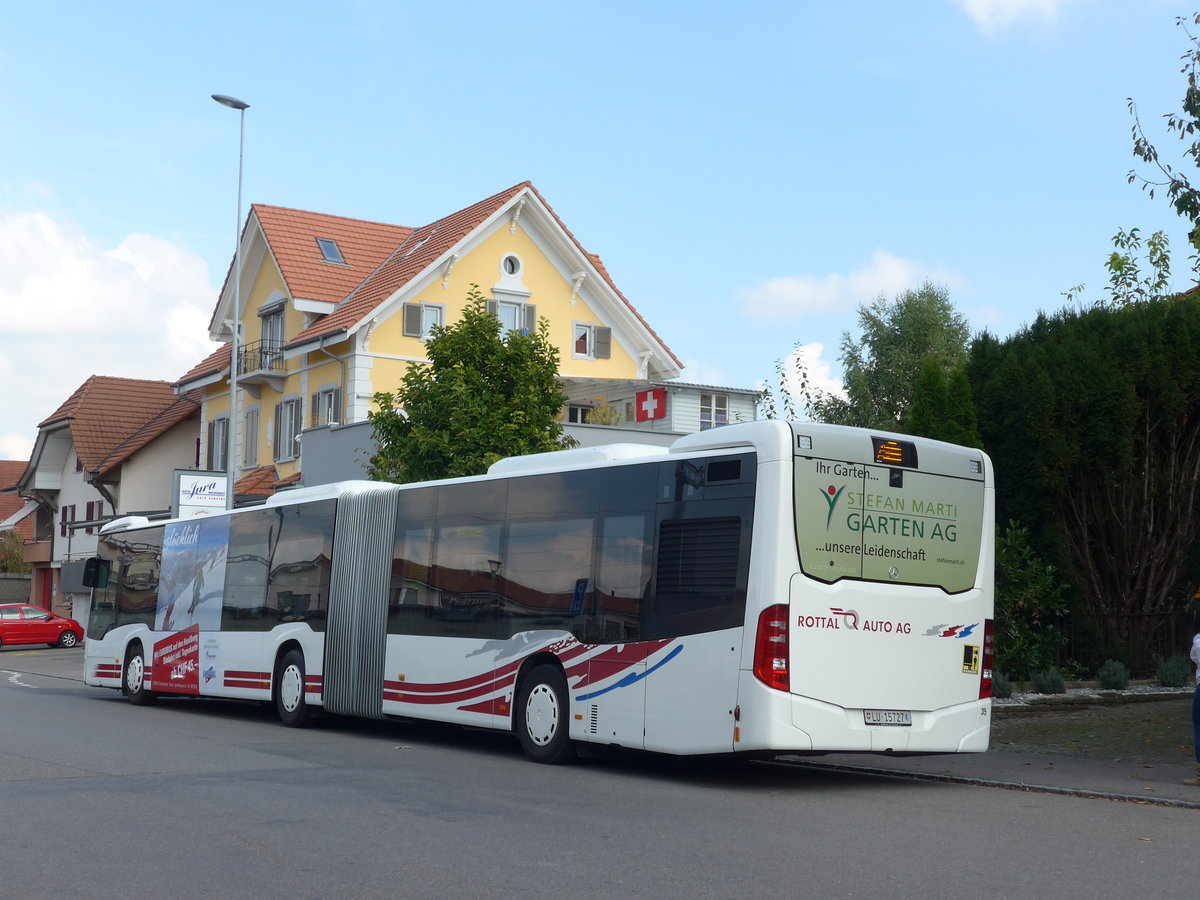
[753,604,790,692]
[979,618,995,699]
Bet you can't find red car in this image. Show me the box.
[0,603,84,649]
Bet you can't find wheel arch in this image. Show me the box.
[511,651,569,733]
[272,638,306,697]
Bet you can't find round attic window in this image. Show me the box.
[502,255,522,276]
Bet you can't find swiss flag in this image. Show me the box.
[635,388,667,422]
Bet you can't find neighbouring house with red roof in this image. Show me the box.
[5,377,201,622]
[0,461,36,602]
[175,181,758,494]
[0,460,36,544]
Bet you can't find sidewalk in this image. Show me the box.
[783,692,1200,808]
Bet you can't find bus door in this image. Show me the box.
[642,454,755,754]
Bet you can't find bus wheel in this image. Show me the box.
[122,642,156,706]
[275,649,310,728]
[516,664,575,764]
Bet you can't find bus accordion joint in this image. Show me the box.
[753,604,790,692]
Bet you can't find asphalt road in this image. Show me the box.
[0,646,1195,900]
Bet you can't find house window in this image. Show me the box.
[572,323,613,360]
[402,303,444,341]
[274,398,303,462]
[574,324,594,357]
[60,505,76,538]
[700,394,729,431]
[311,387,342,427]
[244,406,260,468]
[316,238,346,264]
[207,416,230,471]
[498,300,521,332]
[258,306,285,369]
[487,299,536,334]
[566,404,594,424]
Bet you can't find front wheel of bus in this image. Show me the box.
[122,643,156,706]
[516,664,575,764]
[275,649,310,728]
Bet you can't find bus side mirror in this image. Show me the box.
[83,557,111,589]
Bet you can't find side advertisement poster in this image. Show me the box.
[154,517,231,633]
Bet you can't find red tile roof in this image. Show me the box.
[239,182,680,369]
[97,389,201,477]
[174,344,230,388]
[38,376,186,475]
[286,183,530,347]
[251,205,414,307]
[234,465,302,497]
[0,461,35,542]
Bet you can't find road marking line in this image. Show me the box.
[1,670,39,688]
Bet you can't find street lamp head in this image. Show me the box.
[212,94,250,110]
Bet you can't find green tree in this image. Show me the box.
[0,529,29,574]
[969,299,1200,664]
[903,356,949,439]
[994,521,1069,680]
[1127,13,1200,237]
[367,285,574,483]
[768,282,971,428]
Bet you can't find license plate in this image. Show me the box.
[864,709,912,726]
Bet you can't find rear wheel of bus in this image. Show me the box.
[274,648,310,727]
[516,664,575,764]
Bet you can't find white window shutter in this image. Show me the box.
[523,304,537,333]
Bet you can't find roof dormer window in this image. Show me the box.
[316,238,346,264]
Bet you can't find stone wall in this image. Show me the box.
[0,573,32,603]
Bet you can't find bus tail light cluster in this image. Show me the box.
[979,618,995,699]
[753,604,790,692]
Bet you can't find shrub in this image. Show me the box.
[1156,654,1194,688]
[992,672,1013,699]
[1030,667,1065,694]
[1096,659,1130,690]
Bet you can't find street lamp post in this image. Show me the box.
[212,93,249,510]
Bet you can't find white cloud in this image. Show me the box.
[0,211,220,462]
[738,249,965,320]
[679,358,727,387]
[952,0,1073,33]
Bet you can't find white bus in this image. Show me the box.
[83,420,994,763]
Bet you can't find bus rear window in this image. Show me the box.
[794,455,984,593]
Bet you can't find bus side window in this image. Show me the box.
[268,500,335,630]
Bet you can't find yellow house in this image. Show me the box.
[175,182,683,497]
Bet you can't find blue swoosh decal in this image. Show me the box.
[574,644,684,701]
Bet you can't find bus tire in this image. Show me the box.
[516,664,575,764]
[122,642,156,706]
[274,649,310,728]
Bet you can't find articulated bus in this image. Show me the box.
[83,421,994,763]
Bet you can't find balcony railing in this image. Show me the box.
[237,340,285,376]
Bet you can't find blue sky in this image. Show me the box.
[2,0,1197,460]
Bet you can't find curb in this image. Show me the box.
[771,758,1200,810]
[994,691,1192,717]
